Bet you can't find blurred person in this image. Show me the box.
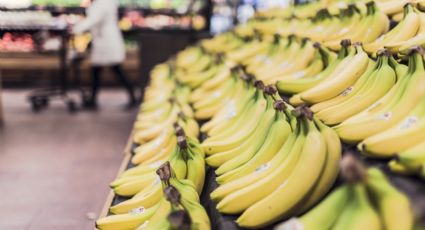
[73,0,137,110]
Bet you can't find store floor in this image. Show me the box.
[0,89,137,230]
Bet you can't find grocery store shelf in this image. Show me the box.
[1,5,204,17]
[0,25,66,32]
[97,133,134,226]
[0,55,61,70]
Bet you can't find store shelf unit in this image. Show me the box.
[0,24,82,113]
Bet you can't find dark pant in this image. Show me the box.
[90,64,136,104]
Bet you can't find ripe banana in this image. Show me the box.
[236,118,327,228]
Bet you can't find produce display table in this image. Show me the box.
[97,119,425,230]
[97,133,135,224]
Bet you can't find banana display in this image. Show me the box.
[95,0,425,229]
[190,0,425,178]
[209,106,341,229]
[275,155,414,230]
[97,162,210,230]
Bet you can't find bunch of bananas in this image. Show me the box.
[204,86,342,228]
[275,155,413,230]
[250,2,389,51]
[365,3,424,54]
[97,162,210,230]
[132,64,199,149]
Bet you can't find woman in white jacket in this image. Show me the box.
[73,0,137,109]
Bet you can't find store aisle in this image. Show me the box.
[0,90,137,230]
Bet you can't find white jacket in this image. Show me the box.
[73,0,125,66]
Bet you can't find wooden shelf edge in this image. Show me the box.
[95,132,134,229]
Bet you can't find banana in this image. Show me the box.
[111,174,158,197]
[336,48,425,143]
[205,93,256,141]
[364,4,420,54]
[119,161,163,178]
[201,82,255,134]
[173,180,211,229]
[201,92,268,155]
[377,0,411,15]
[138,198,172,230]
[332,184,382,230]
[131,130,176,165]
[205,104,270,167]
[322,5,362,49]
[214,102,277,175]
[310,58,377,113]
[192,77,235,110]
[257,40,317,83]
[366,168,413,230]
[395,141,425,175]
[278,40,350,94]
[274,185,350,230]
[294,118,341,214]
[184,53,212,74]
[386,9,425,54]
[216,111,291,184]
[96,202,160,230]
[300,43,370,104]
[202,82,256,136]
[190,66,231,99]
[210,121,303,203]
[227,39,271,63]
[133,105,180,143]
[194,78,240,120]
[338,2,389,47]
[235,118,327,228]
[316,51,397,125]
[110,177,163,214]
[388,159,416,175]
[185,138,206,194]
[359,97,425,157]
[265,49,325,85]
[176,47,202,69]
[338,58,409,126]
[177,64,220,89]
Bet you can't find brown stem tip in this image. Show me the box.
[254,80,265,90]
[168,210,191,230]
[377,48,390,57]
[340,39,351,47]
[175,125,186,137]
[164,185,181,205]
[291,105,313,120]
[273,100,287,111]
[340,153,367,184]
[240,72,254,82]
[177,136,188,149]
[157,161,172,182]
[408,46,425,56]
[264,85,277,96]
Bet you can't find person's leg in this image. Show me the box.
[87,65,102,107]
[110,64,137,107]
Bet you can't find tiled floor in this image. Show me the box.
[0,89,137,230]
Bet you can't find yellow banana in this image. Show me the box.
[236,118,327,228]
[300,44,370,104]
[366,168,413,230]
